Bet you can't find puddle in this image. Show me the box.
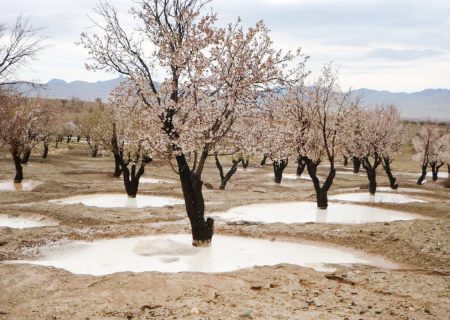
[115,177,176,184]
[329,193,426,204]
[399,172,449,179]
[336,171,366,177]
[266,173,311,181]
[13,234,397,275]
[215,202,422,224]
[0,214,58,229]
[336,187,429,194]
[0,180,41,191]
[376,187,430,193]
[49,194,184,208]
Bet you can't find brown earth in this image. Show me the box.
[0,143,449,319]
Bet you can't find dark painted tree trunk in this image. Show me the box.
[77,136,81,142]
[448,164,450,174]
[273,159,289,184]
[11,147,23,183]
[417,165,427,185]
[362,156,381,195]
[111,123,123,177]
[241,158,249,170]
[214,154,242,190]
[352,156,361,173]
[382,156,398,189]
[90,145,98,158]
[42,141,49,159]
[343,156,348,167]
[113,152,122,177]
[296,156,306,176]
[430,162,443,181]
[66,134,72,143]
[21,147,31,164]
[306,159,335,209]
[176,154,214,246]
[260,154,268,166]
[121,155,152,198]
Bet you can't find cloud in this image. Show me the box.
[0,0,449,91]
[366,48,442,61]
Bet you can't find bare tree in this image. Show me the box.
[0,16,46,86]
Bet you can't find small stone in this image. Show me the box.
[250,285,262,290]
[241,310,251,318]
[408,307,415,311]
[424,308,431,314]
[191,307,200,315]
[204,183,214,190]
[375,310,382,315]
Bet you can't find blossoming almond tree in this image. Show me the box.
[301,64,358,208]
[0,90,39,182]
[347,105,405,194]
[412,125,444,184]
[80,0,304,245]
[428,131,448,181]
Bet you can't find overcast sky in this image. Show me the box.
[1,0,449,92]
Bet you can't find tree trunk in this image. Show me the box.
[111,123,123,177]
[351,156,361,173]
[242,158,249,170]
[306,159,335,209]
[77,136,81,142]
[382,157,398,189]
[113,152,123,177]
[273,159,288,184]
[90,145,98,158]
[21,147,31,164]
[176,154,214,246]
[215,154,241,190]
[430,162,443,181]
[343,156,348,167]
[66,135,72,143]
[366,167,377,194]
[260,154,268,166]
[417,165,427,185]
[42,141,49,159]
[11,148,23,183]
[296,156,306,176]
[121,155,151,198]
[362,157,381,195]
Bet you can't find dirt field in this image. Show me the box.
[0,143,449,319]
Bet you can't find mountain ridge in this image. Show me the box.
[19,77,450,122]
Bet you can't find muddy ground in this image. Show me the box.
[0,143,449,319]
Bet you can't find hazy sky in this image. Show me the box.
[1,0,449,92]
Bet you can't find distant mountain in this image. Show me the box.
[19,77,125,102]
[352,88,450,122]
[19,77,450,121]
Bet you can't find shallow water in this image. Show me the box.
[266,173,311,181]
[0,180,41,191]
[329,192,426,204]
[215,202,422,224]
[116,177,176,184]
[376,187,429,193]
[14,234,397,275]
[399,171,449,179]
[49,194,185,208]
[0,214,57,229]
